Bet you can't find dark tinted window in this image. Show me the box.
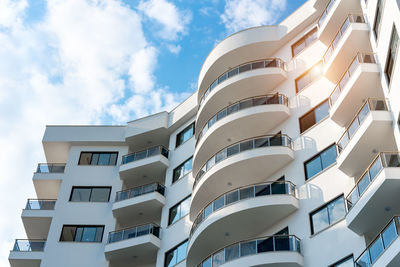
[299,100,329,133]
[78,152,118,166]
[373,0,384,38]
[60,225,104,242]
[172,157,193,183]
[70,187,111,202]
[305,144,337,180]
[329,255,354,267]
[169,195,191,225]
[165,240,189,267]
[176,123,195,147]
[385,25,399,85]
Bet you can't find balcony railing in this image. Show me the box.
[36,163,66,173]
[355,216,400,266]
[329,53,377,107]
[318,0,337,27]
[190,181,296,237]
[197,235,301,267]
[12,239,46,252]
[337,98,389,153]
[25,199,56,210]
[199,58,286,106]
[197,94,289,146]
[193,134,293,189]
[122,146,169,165]
[108,223,160,244]
[115,183,165,202]
[346,152,400,210]
[323,14,367,63]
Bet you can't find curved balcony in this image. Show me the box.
[355,216,400,267]
[22,199,55,240]
[33,163,65,199]
[194,94,290,173]
[346,153,400,236]
[9,239,45,267]
[329,53,383,127]
[197,59,286,129]
[191,135,294,220]
[323,14,372,83]
[188,235,302,267]
[336,99,395,177]
[104,223,160,263]
[317,0,362,44]
[119,146,169,187]
[112,183,165,226]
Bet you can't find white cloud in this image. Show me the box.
[166,44,181,54]
[0,0,189,264]
[220,0,286,33]
[138,0,192,41]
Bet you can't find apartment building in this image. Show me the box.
[8,0,400,266]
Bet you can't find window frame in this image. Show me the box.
[304,144,337,180]
[291,27,318,57]
[164,239,189,267]
[69,186,111,202]
[59,225,104,243]
[175,123,195,148]
[295,61,323,93]
[299,99,330,133]
[384,25,399,87]
[309,195,346,235]
[172,156,193,184]
[78,152,118,166]
[328,254,354,267]
[373,0,384,40]
[168,195,191,225]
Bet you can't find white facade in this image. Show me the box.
[9,0,400,266]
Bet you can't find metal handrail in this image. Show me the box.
[196,93,289,146]
[190,181,296,238]
[346,152,400,211]
[323,14,367,64]
[25,199,57,210]
[12,239,46,252]
[197,234,301,267]
[199,58,286,106]
[36,163,66,173]
[115,183,165,202]
[329,53,377,107]
[337,98,389,153]
[354,216,400,266]
[317,0,336,27]
[107,223,160,243]
[122,145,169,165]
[193,134,293,189]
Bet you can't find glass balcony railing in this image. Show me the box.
[337,98,389,153]
[329,53,377,107]
[346,153,400,211]
[196,94,289,146]
[197,235,301,267]
[25,199,56,210]
[323,15,367,64]
[190,181,296,238]
[115,183,165,202]
[318,0,337,27]
[199,58,286,107]
[122,146,169,165]
[12,239,46,252]
[193,134,293,189]
[108,223,160,244]
[36,163,66,173]
[355,216,400,266]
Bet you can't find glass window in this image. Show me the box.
[168,195,191,225]
[295,61,323,92]
[292,27,318,57]
[305,144,337,180]
[60,225,104,242]
[70,187,111,202]
[373,0,384,38]
[176,123,195,148]
[310,195,346,234]
[329,255,354,267]
[299,100,329,133]
[385,25,399,85]
[78,152,118,165]
[164,240,189,267]
[172,157,193,183]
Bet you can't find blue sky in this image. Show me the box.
[0,0,306,264]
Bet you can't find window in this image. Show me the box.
[304,144,337,180]
[165,240,189,267]
[78,152,118,166]
[168,195,191,225]
[295,61,323,93]
[329,255,354,267]
[292,27,318,57]
[299,100,329,133]
[310,195,346,235]
[172,157,193,183]
[60,225,104,242]
[176,123,195,148]
[385,25,399,85]
[70,187,111,202]
[373,0,384,38]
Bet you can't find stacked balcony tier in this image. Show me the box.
[33,163,65,199]
[22,199,56,240]
[9,239,45,267]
